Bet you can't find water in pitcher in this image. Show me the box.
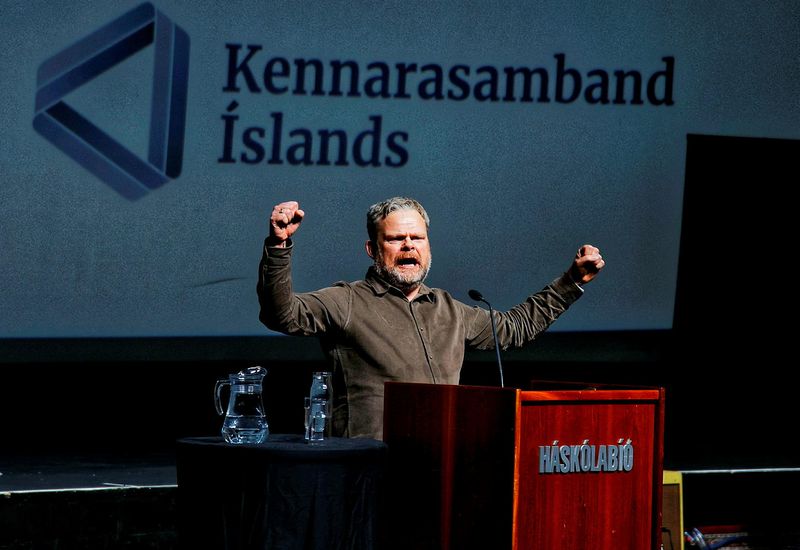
[220,389,268,443]
[215,367,269,444]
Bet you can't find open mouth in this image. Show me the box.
[397,257,419,268]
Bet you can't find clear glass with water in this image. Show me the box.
[305,397,328,441]
[215,366,268,444]
[305,372,332,441]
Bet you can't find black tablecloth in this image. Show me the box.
[176,435,387,550]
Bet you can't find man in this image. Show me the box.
[258,197,604,439]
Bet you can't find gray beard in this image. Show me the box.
[373,254,431,293]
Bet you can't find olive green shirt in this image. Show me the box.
[257,241,583,440]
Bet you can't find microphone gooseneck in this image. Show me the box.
[467,289,505,388]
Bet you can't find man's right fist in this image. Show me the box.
[268,201,305,245]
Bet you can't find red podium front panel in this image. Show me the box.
[514,390,663,550]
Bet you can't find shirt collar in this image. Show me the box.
[365,266,436,302]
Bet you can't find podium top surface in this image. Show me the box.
[519,388,662,401]
[385,381,664,403]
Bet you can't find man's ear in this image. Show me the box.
[365,240,375,259]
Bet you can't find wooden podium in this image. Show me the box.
[383,382,664,550]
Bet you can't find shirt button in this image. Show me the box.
[419,328,424,332]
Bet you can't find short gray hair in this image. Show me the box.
[366,197,430,244]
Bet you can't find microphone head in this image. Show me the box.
[468,289,483,302]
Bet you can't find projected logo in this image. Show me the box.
[33,3,190,200]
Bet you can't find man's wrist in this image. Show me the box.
[266,236,288,248]
[562,271,584,294]
[567,268,584,287]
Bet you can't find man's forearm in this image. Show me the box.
[257,239,296,332]
[496,272,584,349]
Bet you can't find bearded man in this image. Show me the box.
[257,197,604,439]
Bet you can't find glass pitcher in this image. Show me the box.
[214,366,268,444]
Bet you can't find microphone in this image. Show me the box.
[468,289,504,388]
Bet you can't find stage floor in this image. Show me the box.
[0,452,176,493]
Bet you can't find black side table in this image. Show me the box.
[176,435,387,550]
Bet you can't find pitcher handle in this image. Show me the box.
[214,379,229,416]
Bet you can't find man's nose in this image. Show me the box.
[401,236,414,249]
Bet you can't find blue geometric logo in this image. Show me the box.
[33,3,190,200]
